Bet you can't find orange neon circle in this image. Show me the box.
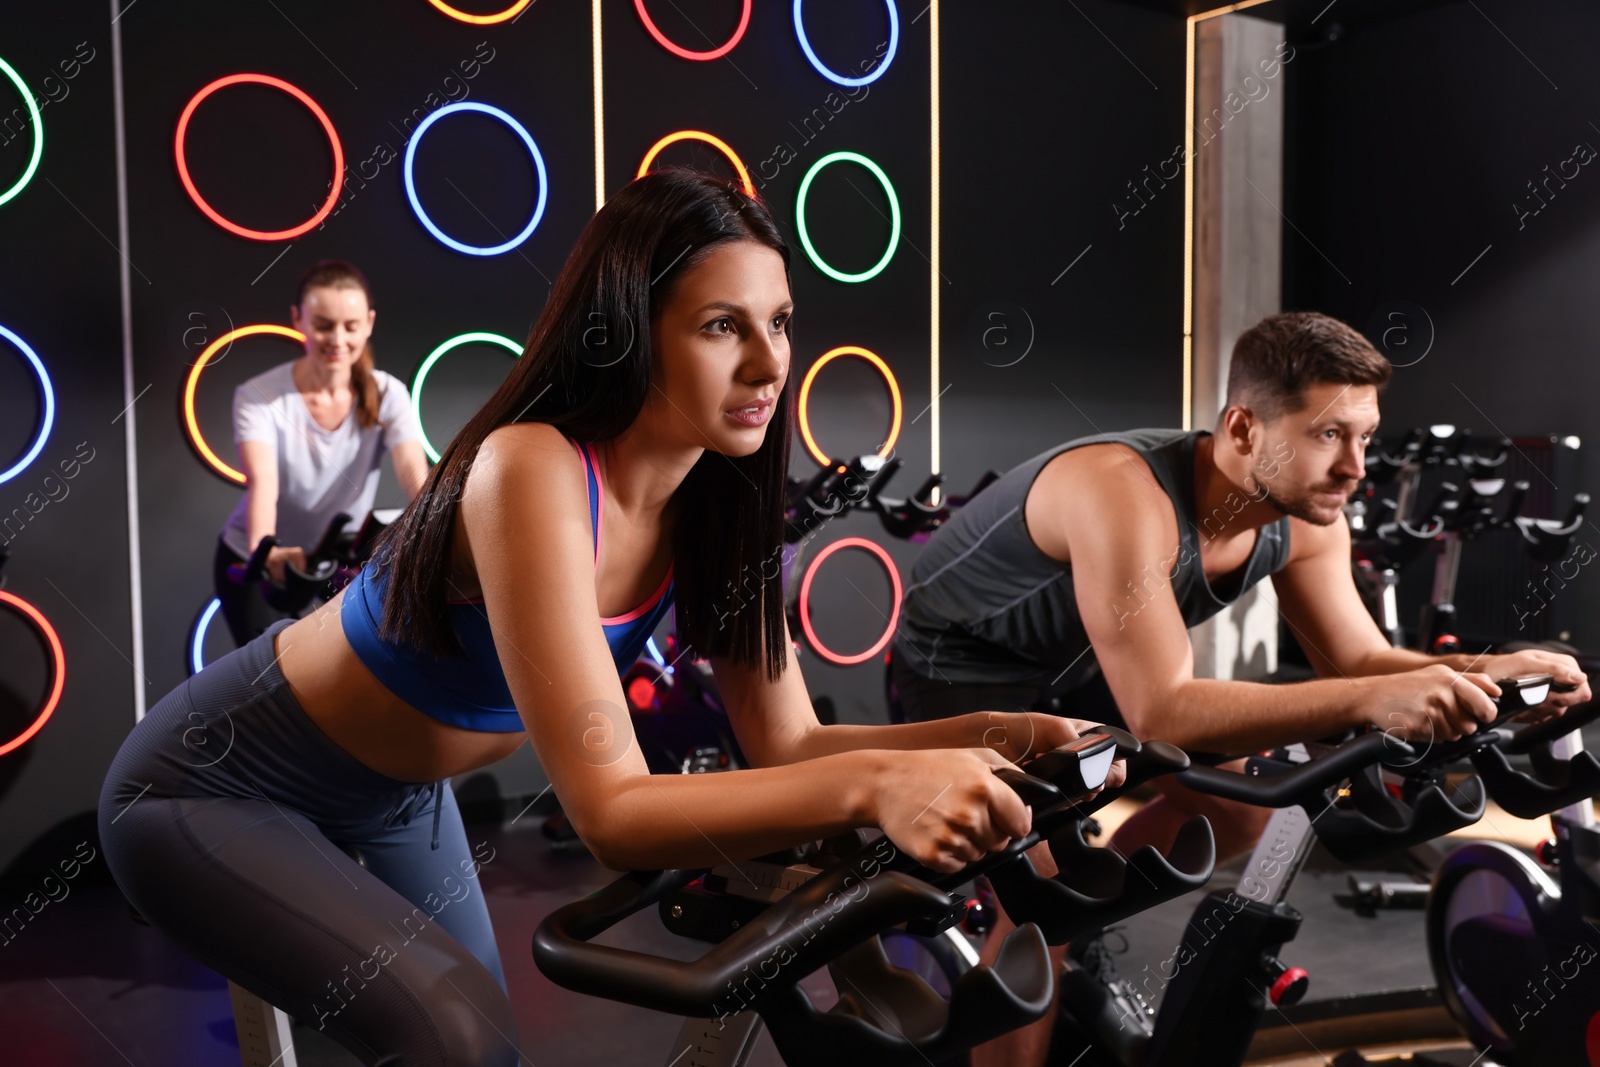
[0,590,66,757]
[798,537,902,666]
[175,74,345,242]
[797,346,902,467]
[183,324,305,484]
[634,0,752,61]
[426,0,533,24]
[636,130,755,196]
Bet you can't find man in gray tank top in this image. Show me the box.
[891,312,1592,1067]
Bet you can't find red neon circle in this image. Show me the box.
[634,0,751,61]
[798,537,901,666]
[0,590,66,757]
[175,74,345,241]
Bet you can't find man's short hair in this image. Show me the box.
[1225,311,1392,423]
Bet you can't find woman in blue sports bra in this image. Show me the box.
[97,170,1117,1066]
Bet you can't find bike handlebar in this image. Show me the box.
[532,735,1136,1060]
[1175,675,1593,862]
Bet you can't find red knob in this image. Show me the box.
[1537,838,1561,868]
[1270,966,1309,1007]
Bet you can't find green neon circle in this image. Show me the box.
[0,56,43,208]
[412,332,523,462]
[794,151,900,284]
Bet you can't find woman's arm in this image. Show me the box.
[711,629,1096,767]
[238,439,303,581]
[389,439,430,500]
[463,425,1030,873]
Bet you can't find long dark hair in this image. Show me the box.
[295,259,384,431]
[372,170,795,679]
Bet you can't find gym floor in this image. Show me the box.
[7,771,1576,1067]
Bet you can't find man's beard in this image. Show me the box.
[1256,479,1345,526]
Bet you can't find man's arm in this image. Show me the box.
[1053,448,1478,752]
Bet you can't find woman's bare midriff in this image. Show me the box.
[272,588,527,785]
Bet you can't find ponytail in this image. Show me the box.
[351,343,383,431]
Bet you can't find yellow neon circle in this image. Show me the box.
[636,130,755,196]
[425,0,533,24]
[184,324,305,484]
[797,346,902,467]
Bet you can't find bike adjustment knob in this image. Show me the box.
[1536,837,1561,868]
[1262,955,1309,1007]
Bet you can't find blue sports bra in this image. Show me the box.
[340,438,675,732]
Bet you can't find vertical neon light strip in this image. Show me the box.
[929,0,941,501]
[1183,0,1276,432]
[111,0,147,720]
[593,0,606,211]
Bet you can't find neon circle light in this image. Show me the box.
[175,74,345,241]
[426,0,533,24]
[412,332,523,462]
[797,346,902,467]
[0,56,43,207]
[635,0,752,61]
[404,102,548,256]
[798,537,901,666]
[636,130,754,196]
[184,324,305,484]
[190,598,224,676]
[793,0,899,87]
[0,590,66,757]
[0,325,55,485]
[795,151,901,283]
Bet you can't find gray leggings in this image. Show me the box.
[97,619,521,1066]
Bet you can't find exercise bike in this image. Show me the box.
[223,508,399,623]
[1038,674,1587,1067]
[1349,426,1589,654]
[1425,697,1600,1064]
[534,729,1216,1066]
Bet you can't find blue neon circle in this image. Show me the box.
[403,102,548,256]
[793,0,899,87]
[0,324,55,484]
[190,598,223,675]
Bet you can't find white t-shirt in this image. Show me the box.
[219,361,422,557]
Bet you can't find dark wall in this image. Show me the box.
[1284,0,1600,647]
[0,8,132,877]
[1,0,1186,869]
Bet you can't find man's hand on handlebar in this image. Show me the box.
[1366,663,1500,743]
[264,545,307,585]
[1478,648,1592,723]
[871,749,1033,874]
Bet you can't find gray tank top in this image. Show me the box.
[895,428,1292,688]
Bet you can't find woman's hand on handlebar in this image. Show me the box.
[975,711,1128,792]
[1366,663,1500,743]
[871,749,1032,874]
[264,545,306,585]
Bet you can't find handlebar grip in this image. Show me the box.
[1177,732,1412,808]
[1504,694,1600,754]
[1015,733,1119,799]
[533,856,955,1018]
[238,536,279,585]
[992,766,1067,813]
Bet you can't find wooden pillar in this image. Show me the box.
[1189,12,1285,683]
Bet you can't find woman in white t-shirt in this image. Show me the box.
[215,259,430,645]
